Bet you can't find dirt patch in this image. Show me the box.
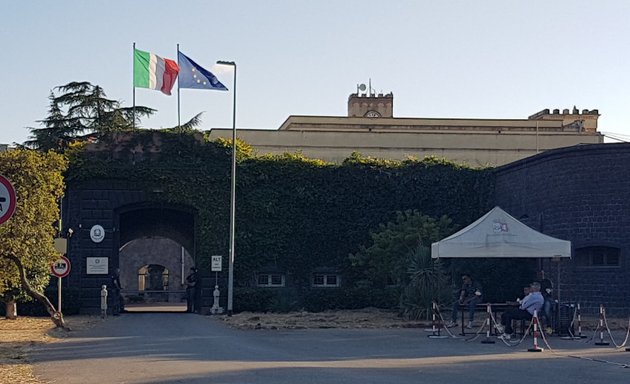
[0,316,102,384]
[218,308,629,333]
[219,308,430,330]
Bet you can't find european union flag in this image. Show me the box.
[178,51,228,91]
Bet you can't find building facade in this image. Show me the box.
[208,92,603,167]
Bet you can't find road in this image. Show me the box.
[32,313,630,383]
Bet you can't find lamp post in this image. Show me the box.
[216,60,237,315]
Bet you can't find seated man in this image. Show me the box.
[535,270,554,333]
[446,273,483,329]
[497,281,544,340]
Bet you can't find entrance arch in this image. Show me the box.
[115,204,196,312]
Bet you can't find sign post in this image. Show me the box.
[211,255,222,284]
[210,255,223,314]
[0,175,17,226]
[51,256,71,312]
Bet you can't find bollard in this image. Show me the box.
[100,285,108,319]
[594,304,610,346]
[481,303,495,344]
[527,310,544,352]
[428,301,447,339]
[210,285,224,314]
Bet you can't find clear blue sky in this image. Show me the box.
[2,0,629,145]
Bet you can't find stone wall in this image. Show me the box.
[494,143,630,314]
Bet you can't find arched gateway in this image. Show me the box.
[63,182,220,315]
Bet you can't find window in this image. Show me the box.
[575,246,620,267]
[313,273,340,287]
[257,273,285,287]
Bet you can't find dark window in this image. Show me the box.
[257,273,285,287]
[313,273,340,287]
[575,246,621,267]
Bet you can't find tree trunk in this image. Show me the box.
[5,300,17,320]
[1,254,70,330]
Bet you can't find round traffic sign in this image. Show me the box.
[0,175,17,226]
[51,256,71,278]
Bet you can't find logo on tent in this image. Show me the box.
[492,221,509,233]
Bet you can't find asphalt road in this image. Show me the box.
[32,313,630,384]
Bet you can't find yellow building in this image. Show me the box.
[208,91,603,167]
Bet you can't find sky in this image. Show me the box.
[2,0,630,145]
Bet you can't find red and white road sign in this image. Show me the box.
[0,175,16,226]
[51,256,71,278]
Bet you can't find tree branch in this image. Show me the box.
[1,254,69,330]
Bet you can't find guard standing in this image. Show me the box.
[185,267,199,313]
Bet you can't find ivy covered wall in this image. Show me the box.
[66,131,496,311]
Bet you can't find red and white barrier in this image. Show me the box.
[481,303,495,344]
[527,310,544,352]
[428,301,448,339]
[594,304,610,346]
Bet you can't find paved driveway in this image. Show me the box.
[32,313,630,383]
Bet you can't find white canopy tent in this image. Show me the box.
[431,206,571,260]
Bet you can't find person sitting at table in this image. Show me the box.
[496,281,544,340]
[446,273,483,329]
[517,286,530,303]
[535,270,554,334]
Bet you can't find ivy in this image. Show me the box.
[65,131,495,309]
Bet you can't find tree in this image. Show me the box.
[349,210,453,287]
[0,150,68,327]
[25,81,207,151]
[25,81,156,151]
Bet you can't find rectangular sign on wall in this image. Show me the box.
[211,255,222,272]
[86,257,109,275]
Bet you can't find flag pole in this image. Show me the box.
[176,43,181,130]
[132,42,136,130]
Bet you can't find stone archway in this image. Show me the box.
[115,204,197,312]
[119,237,194,308]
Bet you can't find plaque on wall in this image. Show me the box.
[86,257,109,275]
[90,225,105,243]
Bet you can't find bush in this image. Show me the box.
[233,288,275,312]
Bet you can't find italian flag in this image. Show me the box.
[134,49,179,95]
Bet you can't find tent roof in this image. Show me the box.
[431,206,571,259]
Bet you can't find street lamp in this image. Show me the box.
[216,60,237,315]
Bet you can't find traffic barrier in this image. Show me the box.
[594,304,610,346]
[527,310,544,352]
[427,301,448,339]
[481,303,495,344]
[575,303,587,339]
[561,303,587,340]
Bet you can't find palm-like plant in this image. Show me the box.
[400,245,450,320]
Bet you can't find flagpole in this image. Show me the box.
[176,43,181,129]
[132,42,136,130]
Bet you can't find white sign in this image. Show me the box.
[86,257,109,275]
[211,255,222,272]
[0,175,17,226]
[90,225,105,243]
[51,256,71,278]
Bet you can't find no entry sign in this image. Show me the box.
[0,175,16,225]
[51,256,71,278]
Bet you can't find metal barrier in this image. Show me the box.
[122,289,187,304]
